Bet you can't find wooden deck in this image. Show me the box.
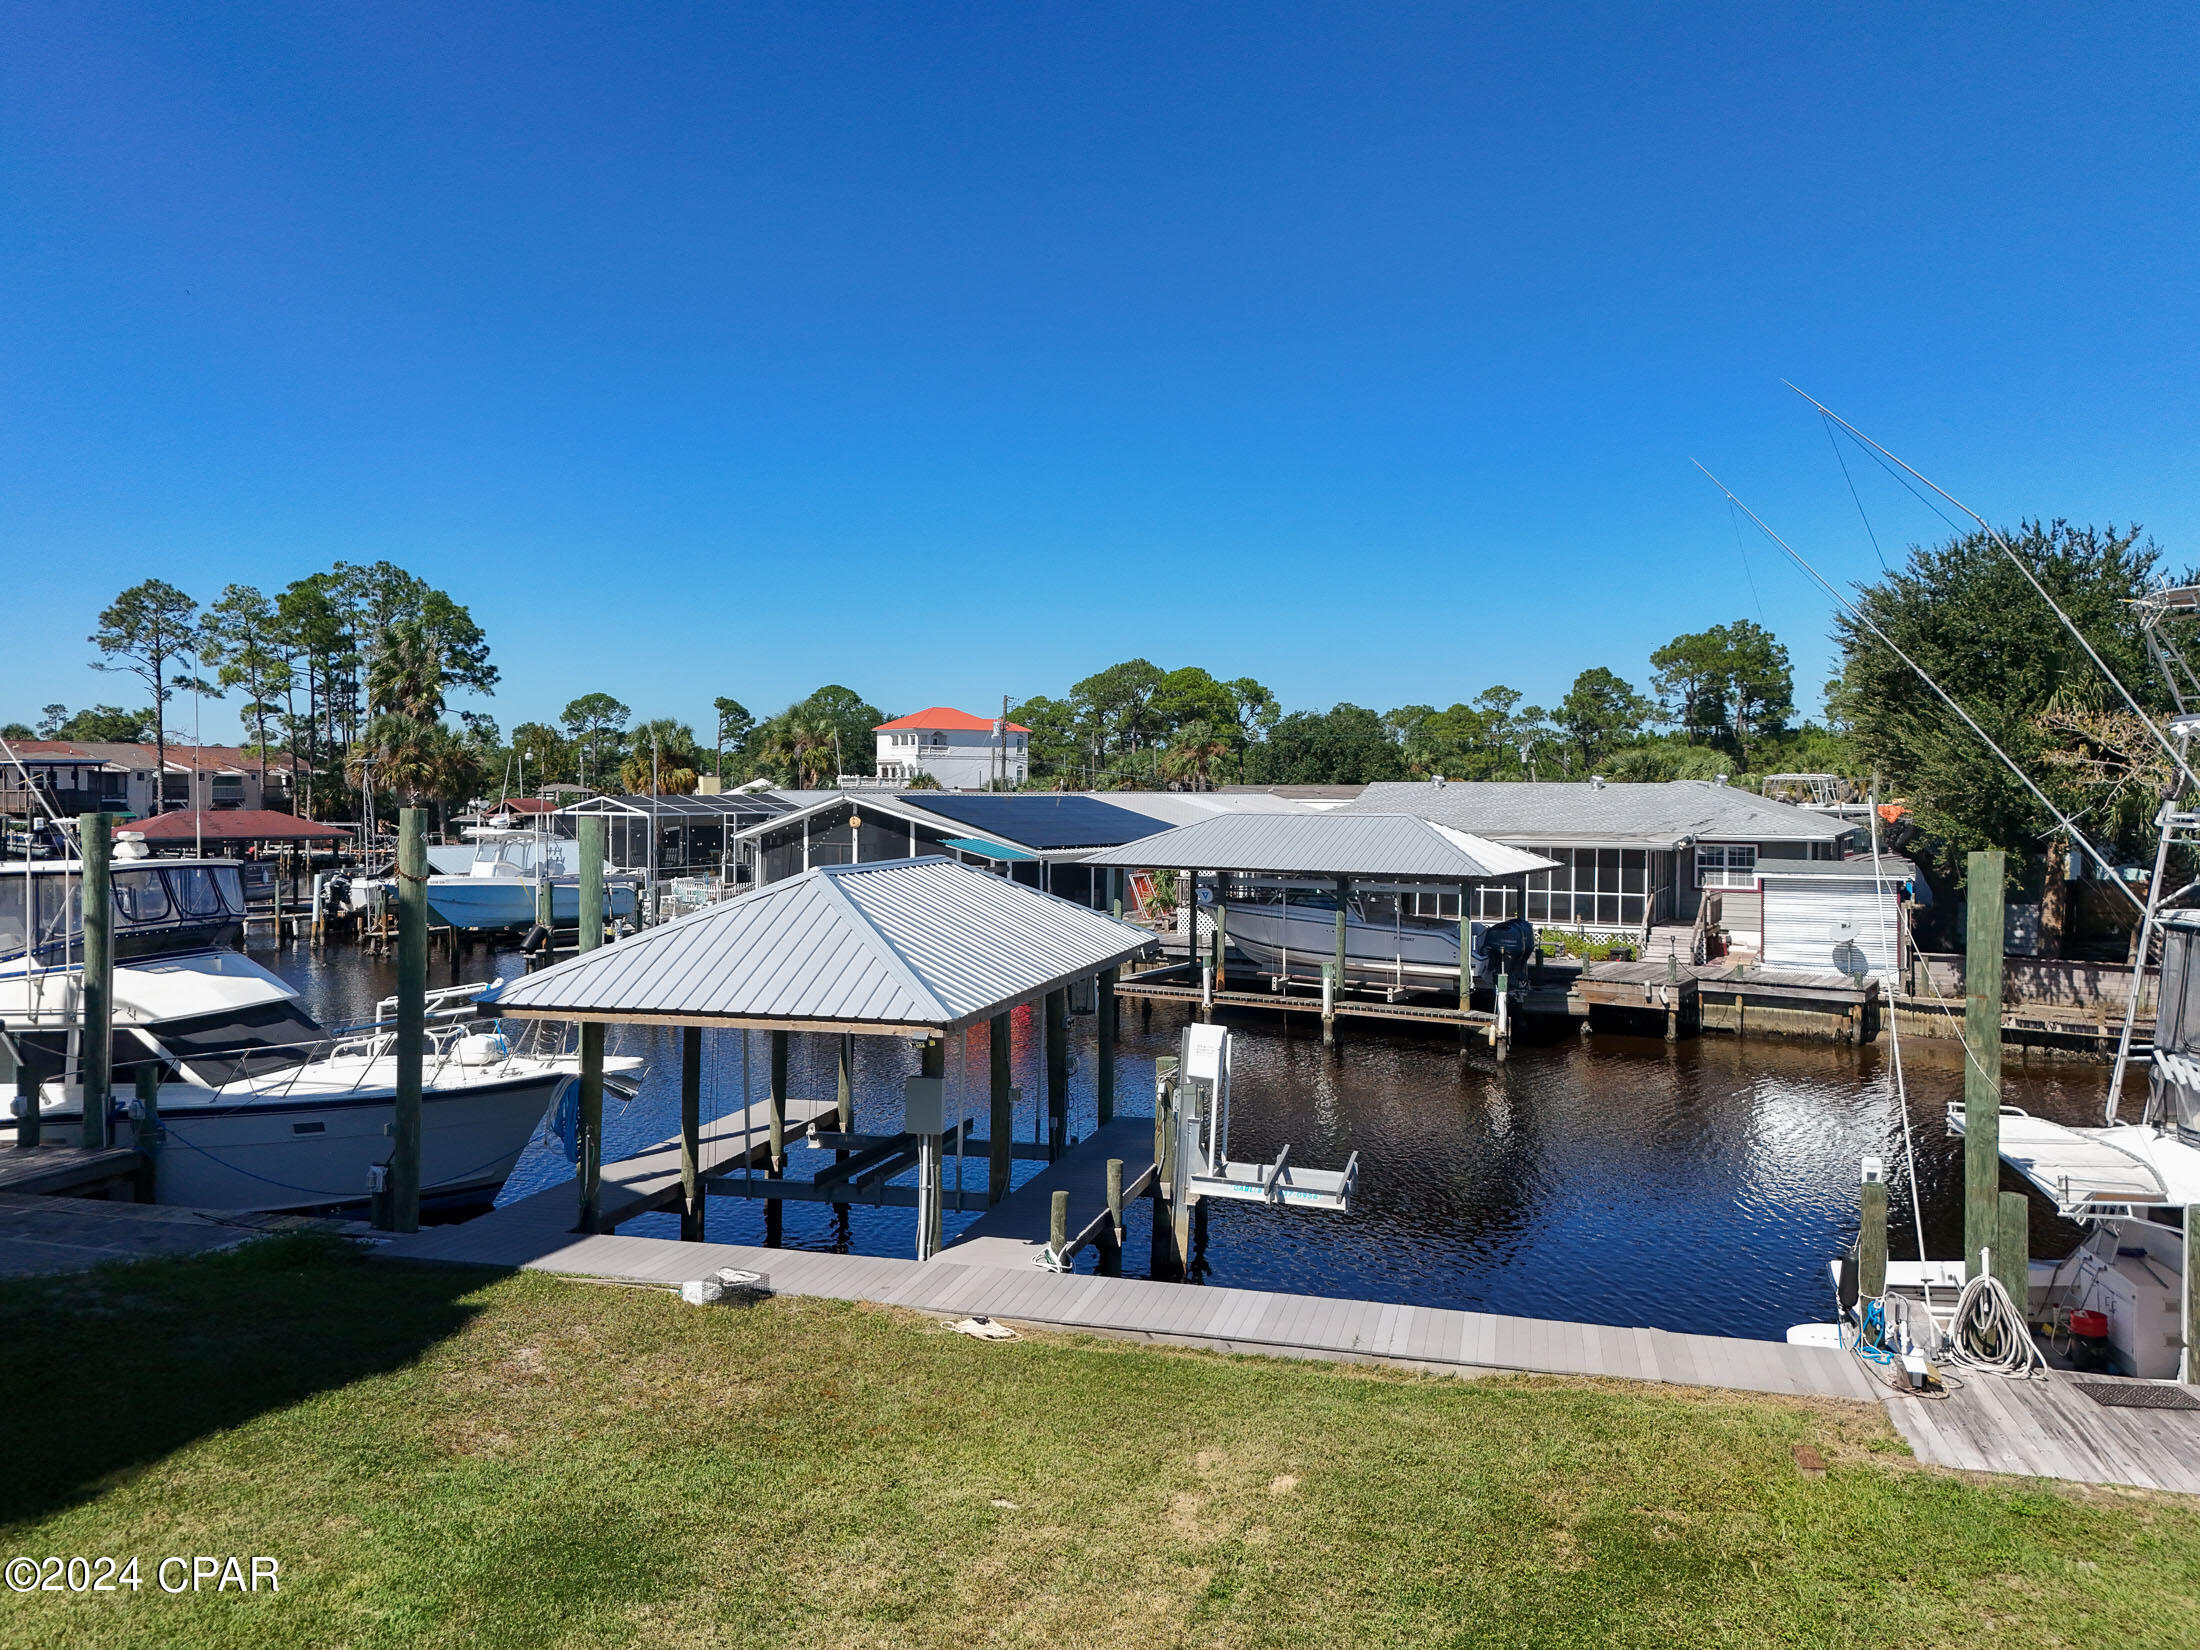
[0,1144,149,1200]
[1878,1366,2200,1495]
[1115,965,1497,1031]
[943,1117,1158,1269]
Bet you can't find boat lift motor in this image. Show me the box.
[1172,1023,1359,1214]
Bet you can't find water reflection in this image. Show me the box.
[260,938,2126,1341]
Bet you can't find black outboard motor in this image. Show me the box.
[1474,917,1538,979]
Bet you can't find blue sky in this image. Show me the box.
[3,4,2194,741]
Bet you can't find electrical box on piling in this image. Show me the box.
[1173,1023,1359,1213]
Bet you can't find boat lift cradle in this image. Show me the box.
[1169,1022,1359,1213]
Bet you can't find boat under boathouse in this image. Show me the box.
[1080,811,1558,1048]
[475,856,1156,1257]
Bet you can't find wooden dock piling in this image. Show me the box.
[1859,1170,1887,1300]
[1964,850,2006,1278]
[386,807,426,1234]
[1097,965,1117,1124]
[1106,1156,1124,1245]
[679,1027,703,1242]
[1151,1055,1182,1278]
[77,812,113,1150]
[768,1030,789,1175]
[1048,1189,1069,1261]
[575,816,607,1234]
[2187,1204,2199,1385]
[1995,1191,2030,1309]
[1045,988,1068,1158]
[988,1013,1013,1204]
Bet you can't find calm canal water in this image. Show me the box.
[262,938,2122,1342]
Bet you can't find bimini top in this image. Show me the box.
[480,856,1153,1035]
[1077,812,1557,880]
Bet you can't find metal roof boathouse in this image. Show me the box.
[482,856,1154,1259]
[1080,812,1559,1051]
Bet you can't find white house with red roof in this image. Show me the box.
[873,707,1029,790]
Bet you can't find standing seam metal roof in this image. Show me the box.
[1345,780,1851,844]
[481,857,1153,1031]
[1076,812,1558,879]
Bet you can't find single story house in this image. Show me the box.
[1347,779,1857,949]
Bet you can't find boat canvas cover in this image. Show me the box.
[1971,1110,2200,1214]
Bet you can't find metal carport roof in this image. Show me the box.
[1077,812,1557,880]
[481,856,1153,1034]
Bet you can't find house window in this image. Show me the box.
[1696,844,1758,889]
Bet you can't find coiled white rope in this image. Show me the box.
[1941,1262,2047,1380]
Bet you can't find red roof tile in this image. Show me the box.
[873,707,1030,734]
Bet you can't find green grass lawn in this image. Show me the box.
[3,1235,2198,1649]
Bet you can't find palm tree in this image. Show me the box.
[349,712,480,834]
[1161,722,1231,791]
[366,617,445,720]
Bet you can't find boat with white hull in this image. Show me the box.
[423,828,640,933]
[4,854,639,1212]
[1208,884,1530,990]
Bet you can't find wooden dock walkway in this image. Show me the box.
[943,1117,1158,1269]
[1115,965,1498,1033]
[0,1144,150,1200]
[1878,1366,2200,1495]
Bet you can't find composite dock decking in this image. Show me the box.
[372,1116,2200,1495]
[943,1116,1158,1268]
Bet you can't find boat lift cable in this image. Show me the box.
[1691,461,2144,916]
[1866,780,1933,1316]
[1788,384,2200,797]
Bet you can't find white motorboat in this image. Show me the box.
[1207,881,1530,990]
[424,826,640,933]
[3,853,640,1212]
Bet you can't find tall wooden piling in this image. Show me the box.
[1457,883,1472,1017]
[575,816,606,1233]
[10,1044,36,1150]
[1964,849,2006,1278]
[1049,1189,1069,1261]
[76,813,113,1151]
[1213,890,1228,993]
[388,807,426,1234]
[132,1062,163,1197]
[679,1026,704,1242]
[919,1035,947,1256]
[2186,1204,2199,1385]
[1106,1156,1125,1245]
[1995,1191,2030,1309]
[1045,987,1069,1158]
[836,1034,854,1134]
[1096,966,1117,1125]
[769,1029,789,1175]
[534,868,552,937]
[1151,1055,1182,1279]
[988,1012,1013,1204]
[1859,1170,1887,1300]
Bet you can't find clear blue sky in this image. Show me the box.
[4,4,2194,740]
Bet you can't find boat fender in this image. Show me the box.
[520,923,550,956]
[456,1032,510,1066]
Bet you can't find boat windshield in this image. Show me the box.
[0,864,245,963]
[151,1001,330,1084]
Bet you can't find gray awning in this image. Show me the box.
[481,856,1153,1034]
[1077,812,1557,880]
